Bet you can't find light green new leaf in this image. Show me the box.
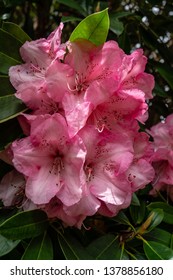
[0,210,49,240]
[2,22,31,44]
[143,240,173,260]
[0,234,20,257]
[87,234,129,260]
[0,28,22,62]
[70,9,110,46]
[0,94,26,123]
[22,232,53,260]
[58,231,92,260]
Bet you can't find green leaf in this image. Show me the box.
[0,118,23,150]
[58,231,92,260]
[70,8,109,46]
[110,16,124,36]
[146,209,164,233]
[130,200,146,225]
[147,202,173,224]
[0,53,21,75]
[131,193,140,206]
[144,228,171,247]
[137,209,164,234]
[154,82,169,97]
[22,232,53,260]
[143,240,173,260]
[2,22,31,44]
[112,211,134,229]
[0,94,26,123]
[55,0,87,17]
[0,234,20,257]
[118,25,131,53]
[61,16,82,23]
[0,75,15,96]
[0,28,22,61]
[156,63,173,91]
[0,210,49,240]
[87,234,129,260]
[171,234,173,250]
[110,11,132,19]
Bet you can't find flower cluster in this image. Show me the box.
[0,24,155,228]
[149,114,173,201]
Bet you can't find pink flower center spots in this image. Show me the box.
[104,162,116,176]
[40,98,60,114]
[49,156,64,175]
[84,163,94,182]
[128,173,136,182]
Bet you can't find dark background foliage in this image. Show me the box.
[0,0,173,260]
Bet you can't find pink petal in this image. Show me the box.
[0,170,25,206]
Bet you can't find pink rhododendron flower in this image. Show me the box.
[9,23,72,114]
[0,170,36,210]
[0,22,155,228]
[149,114,173,200]
[125,131,155,191]
[11,113,86,205]
[0,170,25,207]
[62,41,154,136]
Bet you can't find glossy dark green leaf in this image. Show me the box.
[0,210,49,240]
[87,234,129,260]
[70,9,110,46]
[0,118,23,150]
[144,228,171,247]
[0,234,20,257]
[137,209,164,234]
[112,211,134,229]
[55,0,87,16]
[171,234,173,250]
[154,82,169,97]
[131,193,140,206]
[0,28,22,61]
[0,75,15,96]
[0,94,26,123]
[110,11,132,19]
[22,232,53,260]
[61,16,82,23]
[58,231,92,260]
[2,22,31,43]
[145,209,164,232]
[143,240,173,260]
[156,63,173,91]
[118,26,131,53]
[147,202,173,224]
[110,16,124,36]
[0,53,20,75]
[130,200,146,225]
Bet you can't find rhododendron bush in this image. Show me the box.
[0,8,173,260]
